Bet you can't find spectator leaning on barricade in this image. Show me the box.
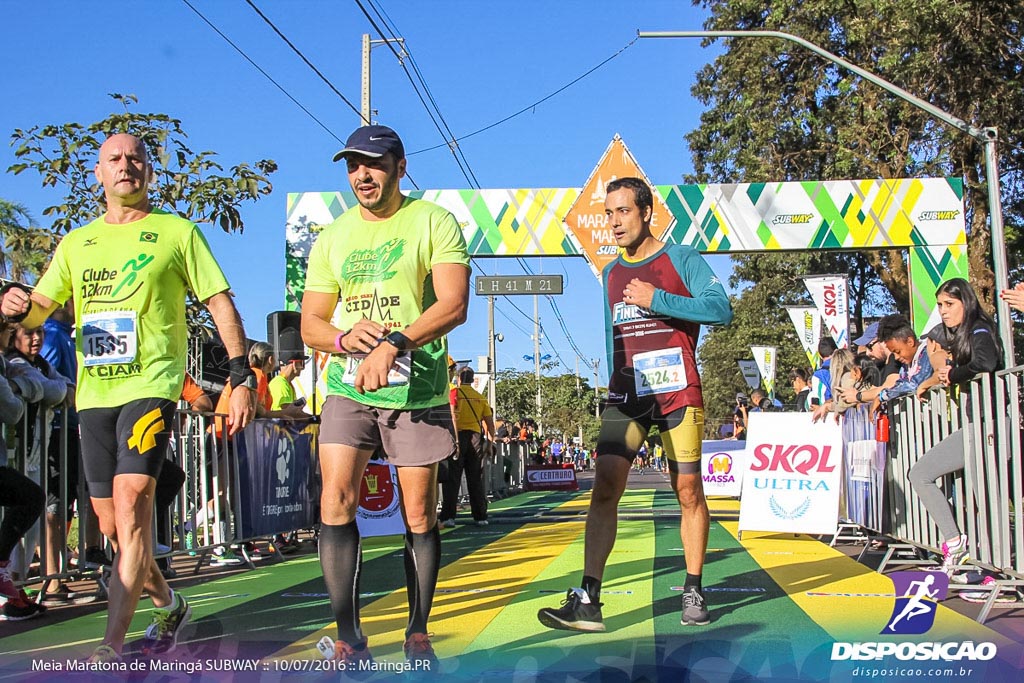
[440,367,495,529]
[5,324,71,606]
[854,321,902,390]
[832,314,937,414]
[906,279,1001,578]
[811,337,838,406]
[0,320,47,621]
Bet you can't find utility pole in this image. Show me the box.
[534,294,542,434]
[360,33,406,125]
[575,357,583,446]
[487,295,496,409]
[591,358,600,419]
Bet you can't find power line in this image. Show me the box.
[408,36,639,156]
[242,0,420,189]
[353,0,589,370]
[180,0,344,144]
[353,0,480,188]
[244,0,365,123]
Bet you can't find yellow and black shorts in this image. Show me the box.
[79,398,176,498]
[596,404,704,474]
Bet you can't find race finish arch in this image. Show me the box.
[284,135,966,404]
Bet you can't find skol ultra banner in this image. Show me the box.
[803,275,849,348]
[750,346,777,396]
[737,359,761,390]
[738,412,843,536]
[786,306,822,367]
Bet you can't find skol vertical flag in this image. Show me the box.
[750,346,777,397]
[786,306,822,367]
[737,359,761,390]
[803,275,849,348]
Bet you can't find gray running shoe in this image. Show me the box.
[537,588,605,632]
[681,586,710,625]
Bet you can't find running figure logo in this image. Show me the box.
[883,571,949,635]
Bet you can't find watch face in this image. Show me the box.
[386,332,408,351]
[242,374,259,390]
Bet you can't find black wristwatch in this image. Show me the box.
[383,331,411,352]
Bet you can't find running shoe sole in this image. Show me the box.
[536,609,606,632]
[681,613,711,626]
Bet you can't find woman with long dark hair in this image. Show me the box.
[907,278,1001,576]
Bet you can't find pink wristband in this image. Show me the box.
[334,331,347,353]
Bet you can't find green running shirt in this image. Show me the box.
[303,196,470,409]
[33,210,230,409]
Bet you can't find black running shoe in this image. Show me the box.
[537,588,605,632]
[681,585,710,625]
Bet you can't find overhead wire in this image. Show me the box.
[358,0,598,372]
[241,0,421,189]
[180,0,344,144]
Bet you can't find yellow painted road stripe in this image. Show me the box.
[267,491,600,663]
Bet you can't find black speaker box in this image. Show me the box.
[267,310,303,363]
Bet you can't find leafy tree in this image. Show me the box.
[688,0,1024,312]
[0,199,57,283]
[9,94,278,236]
[7,94,278,334]
[493,369,600,445]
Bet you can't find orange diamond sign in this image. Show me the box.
[564,134,674,276]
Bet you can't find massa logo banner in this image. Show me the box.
[700,439,748,497]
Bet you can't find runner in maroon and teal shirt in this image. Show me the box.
[538,176,732,633]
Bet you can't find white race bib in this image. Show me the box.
[633,347,687,397]
[81,311,138,367]
[341,353,412,386]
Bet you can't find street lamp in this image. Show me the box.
[638,29,1014,367]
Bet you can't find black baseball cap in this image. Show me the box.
[332,125,405,162]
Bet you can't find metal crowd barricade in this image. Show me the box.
[881,366,1024,622]
[0,400,105,600]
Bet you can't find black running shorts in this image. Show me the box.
[78,398,177,499]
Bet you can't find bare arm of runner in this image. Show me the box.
[206,291,255,435]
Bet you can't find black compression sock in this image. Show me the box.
[319,521,363,644]
[404,524,441,637]
[581,575,602,604]
[684,572,703,591]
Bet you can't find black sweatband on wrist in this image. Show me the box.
[228,356,251,388]
[0,282,33,323]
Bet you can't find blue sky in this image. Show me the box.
[1,1,731,384]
